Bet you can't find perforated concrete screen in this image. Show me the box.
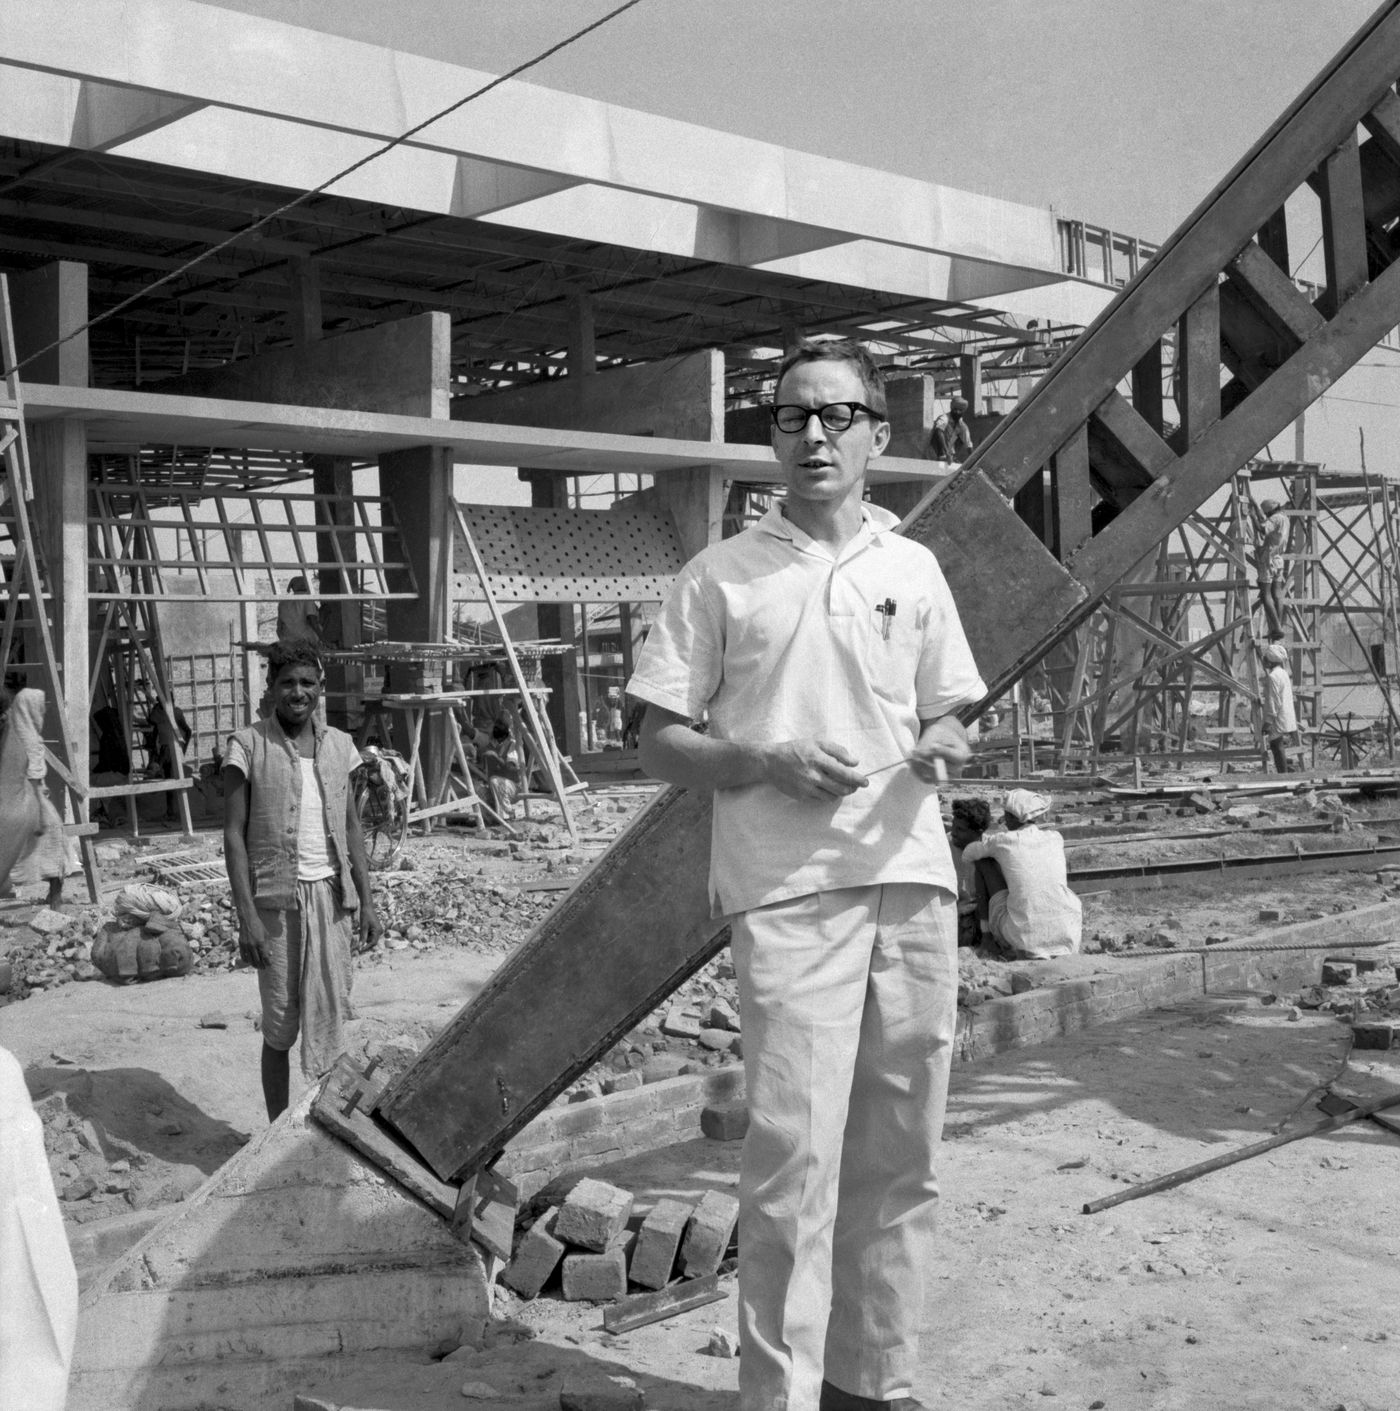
[454,504,685,603]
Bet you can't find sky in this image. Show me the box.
[205,0,1380,242]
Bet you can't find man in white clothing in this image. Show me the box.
[629,337,986,1411]
[1260,641,1299,773]
[963,788,1081,959]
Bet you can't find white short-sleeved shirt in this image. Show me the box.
[962,826,1082,958]
[1263,665,1297,736]
[627,503,988,916]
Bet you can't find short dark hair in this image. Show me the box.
[774,337,888,419]
[952,797,992,833]
[267,639,323,682]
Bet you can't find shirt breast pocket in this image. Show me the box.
[864,609,921,704]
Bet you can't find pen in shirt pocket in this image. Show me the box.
[876,597,897,640]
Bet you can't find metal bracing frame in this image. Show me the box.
[1046,461,1400,774]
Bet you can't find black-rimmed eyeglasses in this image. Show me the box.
[770,402,881,434]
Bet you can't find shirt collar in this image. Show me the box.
[757,500,901,548]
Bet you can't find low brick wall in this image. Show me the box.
[955,953,1201,1062]
[498,908,1397,1195]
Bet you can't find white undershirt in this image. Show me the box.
[296,757,335,882]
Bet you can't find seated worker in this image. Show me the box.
[482,717,523,821]
[928,396,974,462]
[1260,642,1299,773]
[963,788,1081,959]
[137,681,193,821]
[276,575,322,645]
[948,797,992,948]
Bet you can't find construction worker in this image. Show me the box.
[631,336,986,1411]
[223,642,382,1121]
[961,788,1082,959]
[1260,641,1299,772]
[928,395,974,462]
[1249,496,1289,638]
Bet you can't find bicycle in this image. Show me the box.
[352,744,412,870]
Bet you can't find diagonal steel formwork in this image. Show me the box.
[370,1,1400,1183]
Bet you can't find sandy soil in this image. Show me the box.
[3,782,1399,1409]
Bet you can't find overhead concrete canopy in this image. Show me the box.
[0,0,1112,393]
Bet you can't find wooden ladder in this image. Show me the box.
[0,275,100,901]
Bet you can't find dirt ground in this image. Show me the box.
[2,780,1399,1409]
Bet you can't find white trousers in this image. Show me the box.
[730,883,958,1411]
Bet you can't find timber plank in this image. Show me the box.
[1176,282,1223,446]
[1226,240,1326,348]
[312,1054,460,1219]
[375,785,727,1181]
[1317,134,1370,315]
[1086,390,1173,491]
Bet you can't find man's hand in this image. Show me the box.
[357,900,384,954]
[909,716,971,784]
[762,738,868,800]
[238,914,271,969]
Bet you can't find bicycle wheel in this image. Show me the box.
[356,773,409,870]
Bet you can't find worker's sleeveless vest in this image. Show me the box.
[227,716,358,911]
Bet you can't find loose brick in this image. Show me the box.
[560,1246,628,1302]
[603,1071,643,1094]
[662,1006,701,1039]
[1328,951,1381,973]
[1322,961,1357,986]
[679,1189,740,1277]
[709,998,741,1031]
[500,1207,565,1299]
[559,1373,644,1411]
[628,1197,691,1290]
[1353,1021,1396,1050]
[554,1177,634,1252]
[700,1101,749,1142]
[641,1053,688,1084]
[698,1027,736,1052]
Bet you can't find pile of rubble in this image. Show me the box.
[1287,950,1400,1049]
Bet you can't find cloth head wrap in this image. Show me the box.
[1004,788,1050,823]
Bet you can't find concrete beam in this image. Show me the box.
[151,312,450,419]
[0,1,1075,297]
[462,350,724,443]
[0,64,202,151]
[69,1086,488,1411]
[20,379,945,484]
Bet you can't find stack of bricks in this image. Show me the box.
[500,1175,740,1305]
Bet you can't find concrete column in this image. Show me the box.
[380,445,453,780]
[29,420,90,807]
[566,289,595,377]
[288,257,323,347]
[9,261,88,386]
[11,261,89,809]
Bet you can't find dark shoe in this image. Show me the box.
[820,1381,928,1411]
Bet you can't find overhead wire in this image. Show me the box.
[1,0,647,380]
